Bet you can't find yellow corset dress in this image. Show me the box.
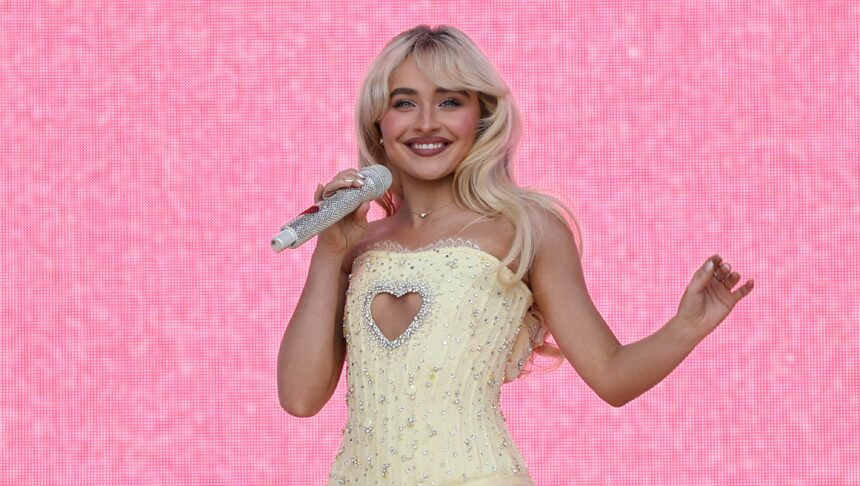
[326,238,543,486]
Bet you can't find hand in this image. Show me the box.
[675,254,754,339]
[312,169,372,256]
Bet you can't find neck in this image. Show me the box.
[394,182,458,226]
[395,199,456,224]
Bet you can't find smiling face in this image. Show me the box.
[378,56,482,185]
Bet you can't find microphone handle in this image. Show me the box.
[271,187,362,252]
[271,166,391,252]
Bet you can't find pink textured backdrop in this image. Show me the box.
[2,1,858,484]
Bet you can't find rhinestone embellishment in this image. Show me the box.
[360,236,481,255]
[363,280,434,349]
[330,241,537,483]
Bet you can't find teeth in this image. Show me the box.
[411,142,445,150]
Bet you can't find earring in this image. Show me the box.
[379,138,384,145]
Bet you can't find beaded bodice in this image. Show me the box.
[327,238,540,486]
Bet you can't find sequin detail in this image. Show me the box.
[330,241,536,484]
[360,236,482,256]
[363,280,434,349]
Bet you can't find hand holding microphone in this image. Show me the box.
[271,165,392,253]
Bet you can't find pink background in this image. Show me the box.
[2,1,858,484]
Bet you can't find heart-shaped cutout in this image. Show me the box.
[370,291,423,342]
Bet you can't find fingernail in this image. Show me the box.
[357,173,366,180]
[355,179,364,186]
[705,259,714,271]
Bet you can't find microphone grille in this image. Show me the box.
[358,165,393,200]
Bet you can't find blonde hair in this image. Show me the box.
[355,25,584,373]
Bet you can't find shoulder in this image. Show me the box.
[529,206,584,289]
[340,218,393,274]
[531,203,580,265]
[531,205,577,252]
[454,212,516,261]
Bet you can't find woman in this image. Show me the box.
[277,25,754,485]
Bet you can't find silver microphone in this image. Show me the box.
[271,165,392,252]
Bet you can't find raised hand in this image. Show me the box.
[675,254,755,339]
[313,168,372,256]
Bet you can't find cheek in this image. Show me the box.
[452,112,481,142]
[378,112,403,138]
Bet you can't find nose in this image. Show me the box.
[416,107,440,132]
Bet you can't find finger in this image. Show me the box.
[731,279,755,304]
[721,271,740,289]
[314,183,324,202]
[712,254,723,268]
[321,178,359,199]
[688,256,718,295]
[714,262,732,282]
[334,172,366,188]
[346,169,366,186]
[336,169,366,183]
[340,168,365,179]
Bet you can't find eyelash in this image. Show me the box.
[393,98,462,109]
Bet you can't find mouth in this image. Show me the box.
[405,140,451,157]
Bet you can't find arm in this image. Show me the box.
[530,212,754,407]
[276,247,349,417]
[277,170,372,417]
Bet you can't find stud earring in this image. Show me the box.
[379,138,384,145]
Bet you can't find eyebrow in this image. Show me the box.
[389,87,471,98]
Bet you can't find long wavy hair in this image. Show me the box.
[354,25,584,374]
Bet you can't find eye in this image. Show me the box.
[440,98,462,108]
[392,99,415,109]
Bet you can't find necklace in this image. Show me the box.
[405,201,454,219]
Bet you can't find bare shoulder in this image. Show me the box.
[530,206,584,293]
[454,212,515,260]
[462,205,576,261]
[340,218,393,274]
[532,205,578,257]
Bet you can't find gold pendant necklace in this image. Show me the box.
[408,201,454,219]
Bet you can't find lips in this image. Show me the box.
[404,137,451,157]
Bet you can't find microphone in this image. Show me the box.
[271,165,392,252]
